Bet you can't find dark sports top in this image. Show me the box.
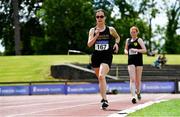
[127,38,142,60]
[93,26,113,54]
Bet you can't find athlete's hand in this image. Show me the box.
[131,48,139,52]
[113,43,119,53]
[95,28,100,37]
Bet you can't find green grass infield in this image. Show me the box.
[0,54,179,82]
[128,99,180,117]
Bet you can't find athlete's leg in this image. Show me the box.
[128,65,136,103]
[94,65,109,100]
[94,64,109,109]
[136,66,143,100]
[94,68,100,78]
[98,63,109,100]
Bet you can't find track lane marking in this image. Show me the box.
[107,94,169,117]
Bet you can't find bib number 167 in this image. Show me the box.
[95,44,109,51]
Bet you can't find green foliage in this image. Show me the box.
[164,0,180,54]
[114,0,150,53]
[1,0,179,55]
[0,0,44,55]
[115,0,139,19]
[0,0,15,55]
[21,18,45,55]
[41,0,94,54]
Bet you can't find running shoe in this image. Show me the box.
[137,93,141,100]
[101,99,109,110]
[132,98,136,104]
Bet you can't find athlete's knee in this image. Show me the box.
[98,74,105,80]
[100,63,110,72]
[130,78,136,83]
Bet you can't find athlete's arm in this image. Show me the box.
[124,39,128,55]
[109,27,120,53]
[109,27,120,44]
[87,28,99,48]
[137,38,147,53]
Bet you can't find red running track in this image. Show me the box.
[0,93,180,117]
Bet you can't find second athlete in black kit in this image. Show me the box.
[127,38,143,66]
[124,26,147,104]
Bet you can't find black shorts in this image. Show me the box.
[128,56,143,66]
[91,52,113,68]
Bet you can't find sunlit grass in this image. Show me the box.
[0,54,179,82]
[128,99,180,117]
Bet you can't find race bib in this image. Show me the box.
[95,44,109,51]
[95,40,109,51]
[129,49,138,55]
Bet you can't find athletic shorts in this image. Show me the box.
[91,52,113,68]
[128,56,143,66]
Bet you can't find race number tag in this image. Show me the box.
[129,49,138,55]
[95,40,109,51]
[95,44,109,51]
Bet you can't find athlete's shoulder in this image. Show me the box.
[137,38,144,42]
[138,37,143,40]
[89,27,95,33]
[125,38,130,43]
[108,26,118,35]
[126,38,130,41]
[108,26,116,31]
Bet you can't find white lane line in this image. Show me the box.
[107,94,169,117]
[108,99,168,117]
[0,99,87,109]
[6,101,98,117]
[1,95,101,109]
[6,98,122,117]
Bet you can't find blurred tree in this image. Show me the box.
[164,0,180,54]
[0,0,15,55]
[41,0,94,54]
[113,0,150,53]
[1,0,179,55]
[92,0,114,25]
[21,18,44,55]
[12,0,21,55]
[154,25,166,53]
[133,0,159,52]
[115,0,139,19]
[0,0,44,55]
[19,0,44,55]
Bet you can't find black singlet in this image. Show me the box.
[91,26,114,68]
[127,38,143,66]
